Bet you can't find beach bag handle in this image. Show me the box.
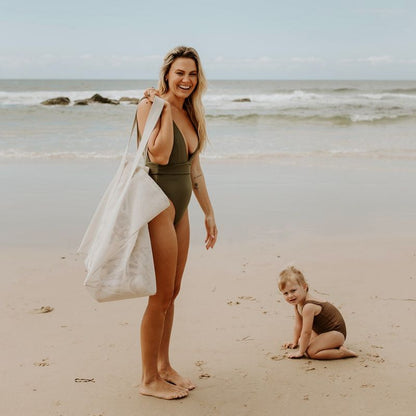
[122,95,165,178]
[78,95,165,255]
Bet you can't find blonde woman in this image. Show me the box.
[137,46,217,400]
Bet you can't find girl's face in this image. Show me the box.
[166,57,198,99]
[280,281,308,305]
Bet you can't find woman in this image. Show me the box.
[136,46,217,400]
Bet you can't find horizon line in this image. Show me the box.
[1,78,416,82]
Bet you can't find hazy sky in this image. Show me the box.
[1,0,415,79]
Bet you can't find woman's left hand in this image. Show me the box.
[143,87,160,102]
[204,215,217,250]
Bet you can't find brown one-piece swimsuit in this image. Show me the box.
[304,300,347,338]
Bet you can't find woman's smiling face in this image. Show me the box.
[166,57,198,99]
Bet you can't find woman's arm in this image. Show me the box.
[288,304,315,358]
[136,98,173,165]
[191,153,218,249]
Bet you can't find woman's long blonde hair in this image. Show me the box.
[158,46,208,151]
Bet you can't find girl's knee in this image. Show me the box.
[305,347,318,359]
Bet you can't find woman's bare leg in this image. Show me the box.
[157,211,195,390]
[139,206,188,399]
[306,331,358,360]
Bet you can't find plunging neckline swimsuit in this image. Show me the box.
[146,122,198,224]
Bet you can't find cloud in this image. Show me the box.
[202,55,328,79]
[0,53,164,78]
[365,56,393,65]
[207,56,326,67]
[339,56,416,65]
[1,52,414,79]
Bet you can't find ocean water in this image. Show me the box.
[2,79,416,249]
[1,79,416,161]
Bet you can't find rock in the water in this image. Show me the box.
[232,98,251,102]
[41,97,70,106]
[89,94,119,105]
[74,99,89,106]
[41,93,120,106]
[119,96,140,104]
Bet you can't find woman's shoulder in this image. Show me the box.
[136,97,153,122]
[137,97,152,111]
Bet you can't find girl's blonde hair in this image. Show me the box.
[278,266,308,291]
[158,46,208,151]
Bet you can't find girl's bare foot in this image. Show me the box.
[139,378,188,400]
[159,367,196,390]
[340,345,358,358]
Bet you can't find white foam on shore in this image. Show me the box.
[0,149,122,160]
[2,148,416,161]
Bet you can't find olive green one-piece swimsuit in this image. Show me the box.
[146,122,198,225]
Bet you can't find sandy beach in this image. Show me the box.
[1,157,415,415]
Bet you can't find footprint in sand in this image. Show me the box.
[227,296,258,306]
[195,360,211,379]
[238,296,256,301]
[34,358,50,367]
[74,378,95,383]
[32,306,54,314]
[367,353,385,364]
[269,355,285,361]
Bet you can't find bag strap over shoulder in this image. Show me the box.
[136,96,165,157]
[121,96,165,167]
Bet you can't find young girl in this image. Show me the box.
[278,266,357,360]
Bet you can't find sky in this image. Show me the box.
[1,0,416,79]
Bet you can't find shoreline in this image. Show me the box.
[2,156,416,249]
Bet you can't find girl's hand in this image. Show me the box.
[143,87,160,102]
[283,342,299,349]
[204,215,217,249]
[288,351,305,359]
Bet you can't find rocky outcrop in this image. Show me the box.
[74,94,120,106]
[41,97,70,106]
[41,93,130,106]
[74,99,89,106]
[89,94,119,105]
[119,97,140,104]
[232,98,251,102]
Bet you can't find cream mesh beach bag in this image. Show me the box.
[78,96,169,302]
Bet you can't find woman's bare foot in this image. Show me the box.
[139,378,188,400]
[340,345,358,358]
[159,367,196,390]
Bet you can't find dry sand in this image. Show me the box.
[1,233,414,416]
